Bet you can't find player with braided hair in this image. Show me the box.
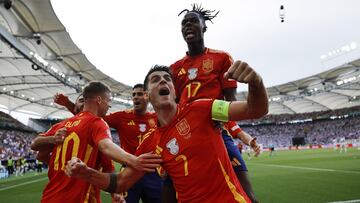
[170,4,260,202]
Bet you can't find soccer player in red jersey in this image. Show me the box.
[31,81,161,203]
[65,64,268,203]
[53,84,162,203]
[170,4,260,202]
[33,93,125,203]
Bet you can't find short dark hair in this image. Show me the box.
[83,81,111,99]
[133,83,144,90]
[143,65,172,90]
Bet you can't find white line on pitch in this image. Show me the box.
[0,177,48,191]
[327,199,360,203]
[248,163,360,174]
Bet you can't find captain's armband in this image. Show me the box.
[211,100,230,122]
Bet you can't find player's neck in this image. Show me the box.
[82,105,100,117]
[187,40,205,57]
[134,109,147,116]
[154,103,177,127]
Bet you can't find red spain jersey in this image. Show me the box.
[104,109,157,155]
[136,100,250,203]
[170,48,237,105]
[40,111,113,203]
[224,121,242,138]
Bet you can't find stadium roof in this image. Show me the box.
[0,0,359,119]
[0,0,132,118]
[237,59,360,114]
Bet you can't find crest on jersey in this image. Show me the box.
[188,68,198,80]
[139,124,146,132]
[176,119,190,138]
[166,138,179,155]
[148,118,156,128]
[202,59,213,74]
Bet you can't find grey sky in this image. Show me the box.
[51,0,360,91]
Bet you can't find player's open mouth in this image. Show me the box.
[185,29,195,39]
[133,101,140,106]
[159,87,170,96]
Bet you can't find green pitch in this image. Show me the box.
[1,148,359,203]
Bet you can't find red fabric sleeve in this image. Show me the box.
[91,118,112,147]
[104,112,124,129]
[39,122,64,137]
[224,121,242,138]
[220,53,237,89]
[170,63,181,100]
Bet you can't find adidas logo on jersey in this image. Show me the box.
[178,68,186,76]
[127,120,135,125]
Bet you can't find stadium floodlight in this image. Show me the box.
[32,33,41,45]
[279,5,285,23]
[31,64,40,70]
[2,87,6,91]
[0,0,12,10]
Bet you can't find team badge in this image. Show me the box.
[139,124,146,132]
[166,138,179,155]
[188,68,198,80]
[176,119,191,138]
[202,59,214,74]
[148,118,156,128]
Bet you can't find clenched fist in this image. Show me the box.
[224,60,262,87]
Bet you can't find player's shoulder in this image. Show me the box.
[184,98,214,110]
[170,55,187,69]
[109,109,133,117]
[207,48,231,57]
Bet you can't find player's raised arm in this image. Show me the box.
[224,60,269,120]
[54,93,77,115]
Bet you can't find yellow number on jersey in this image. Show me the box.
[53,132,80,171]
[175,154,189,176]
[185,81,201,98]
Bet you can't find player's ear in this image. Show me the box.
[96,96,102,104]
[144,91,149,99]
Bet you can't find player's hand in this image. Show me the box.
[250,138,261,157]
[224,60,262,87]
[65,157,88,179]
[52,127,66,145]
[54,93,70,106]
[130,152,162,172]
[112,193,126,203]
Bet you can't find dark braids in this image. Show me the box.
[178,4,219,24]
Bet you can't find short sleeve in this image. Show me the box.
[91,118,112,147]
[39,122,64,137]
[220,53,237,89]
[104,112,123,128]
[224,121,242,138]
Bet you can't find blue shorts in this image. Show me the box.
[124,172,163,203]
[221,129,248,172]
